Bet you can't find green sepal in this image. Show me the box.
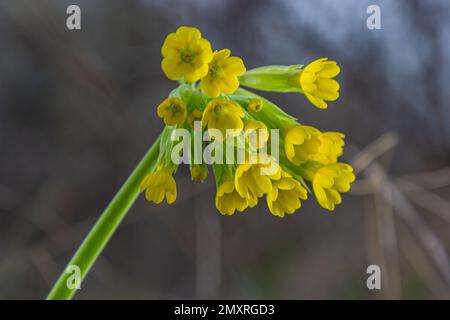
[212,163,235,188]
[274,138,312,193]
[158,125,179,172]
[230,88,297,129]
[177,84,210,113]
[239,65,304,93]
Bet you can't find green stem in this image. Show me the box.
[47,135,161,300]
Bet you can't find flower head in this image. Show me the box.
[284,125,321,165]
[161,26,213,82]
[141,27,354,216]
[157,97,187,126]
[201,49,246,98]
[311,132,345,165]
[312,163,355,211]
[267,171,308,217]
[140,167,177,204]
[201,98,244,138]
[296,58,340,109]
[215,180,249,215]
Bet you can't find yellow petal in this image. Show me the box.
[305,92,328,109]
[176,26,201,44]
[202,77,221,98]
[161,58,183,80]
[317,61,340,78]
[161,33,180,57]
[304,58,327,73]
[224,57,246,75]
[220,76,239,94]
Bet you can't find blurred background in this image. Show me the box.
[1,0,449,299]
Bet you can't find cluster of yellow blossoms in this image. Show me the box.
[141,26,355,217]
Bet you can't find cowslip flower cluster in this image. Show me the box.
[142,26,355,217]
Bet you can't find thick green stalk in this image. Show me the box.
[47,135,161,300]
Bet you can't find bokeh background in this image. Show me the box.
[1,0,450,299]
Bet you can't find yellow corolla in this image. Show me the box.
[215,180,249,215]
[312,163,355,211]
[201,98,244,138]
[140,167,177,204]
[188,108,203,129]
[190,164,208,182]
[296,58,340,109]
[244,120,269,149]
[157,97,187,126]
[284,125,321,165]
[235,159,281,200]
[310,132,345,165]
[161,26,213,82]
[266,171,308,217]
[248,98,263,112]
[201,49,246,98]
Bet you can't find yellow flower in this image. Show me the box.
[190,164,208,182]
[266,171,308,217]
[161,26,213,82]
[201,98,244,138]
[244,120,269,148]
[215,180,249,215]
[201,49,246,98]
[140,167,177,204]
[310,132,345,164]
[157,97,187,126]
[248,98,263,112]
[235,159,281,200]
[284,125,321,165]
[312,163,355,211]
[296,58,340,109]
[188,108,203,128]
